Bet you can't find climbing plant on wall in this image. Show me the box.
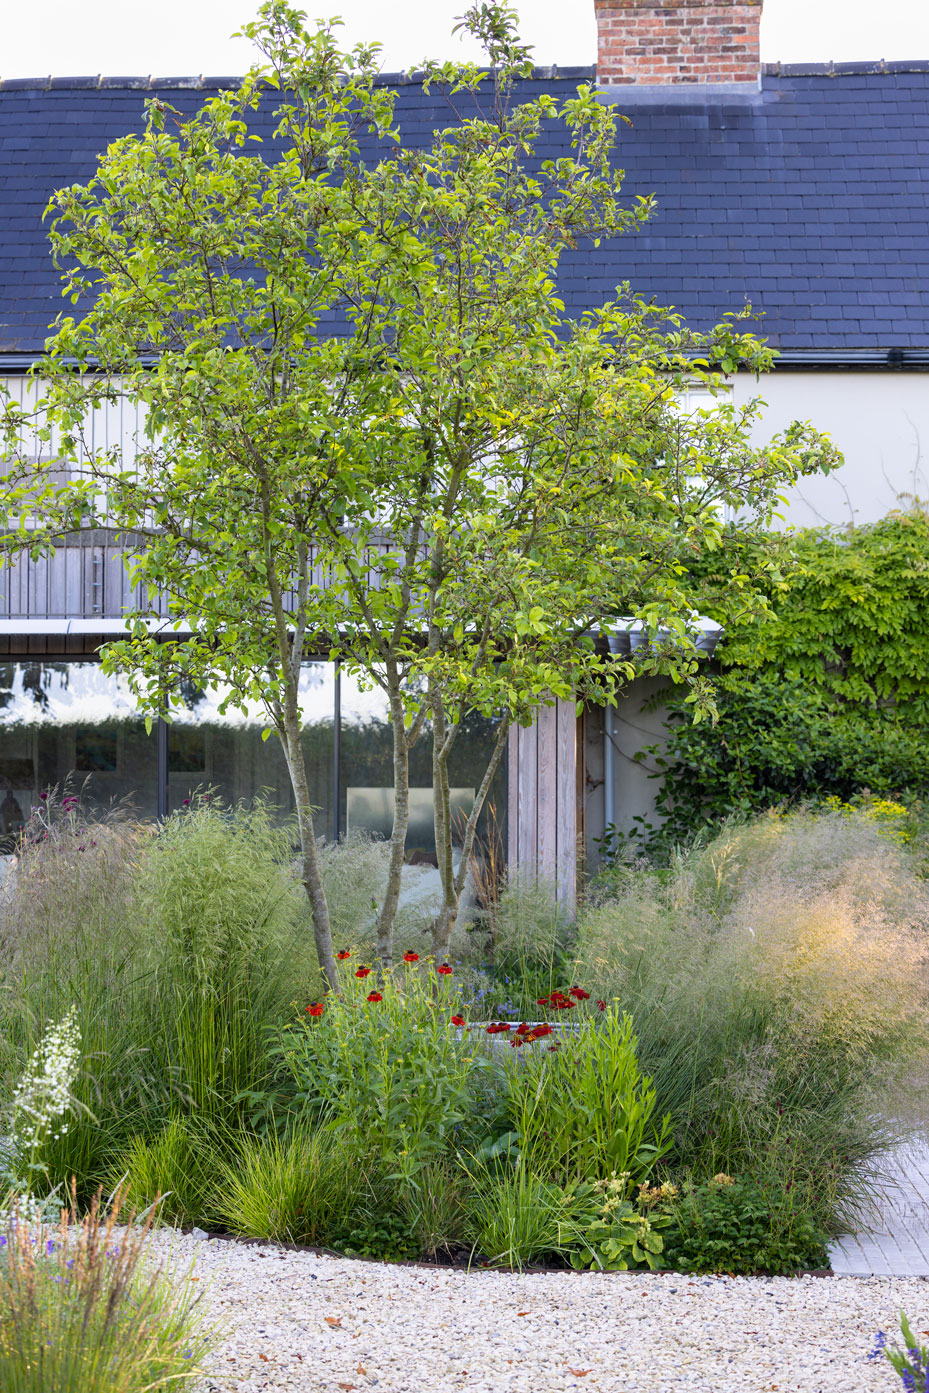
[636,510,929,851]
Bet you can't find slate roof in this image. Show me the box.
[1,63,928,362]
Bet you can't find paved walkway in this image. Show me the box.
[829,1138,929,1276]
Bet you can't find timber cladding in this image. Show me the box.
[507,700,577,909]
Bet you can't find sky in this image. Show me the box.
[2,0,928,79]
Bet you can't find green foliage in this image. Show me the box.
[213,1127,362,1247]
[505,1008,671,1187]
[0,1195,216,1393]
[463,1163,571,1269]
[283,956,475,1189]
[644,512,929,848]
[664,1175,829,1275]
[575,809,929,1229]
[0,797,318,1202]
[131,798,314,1121]
[109,1119,224,1229]
[565,1176,675,1272]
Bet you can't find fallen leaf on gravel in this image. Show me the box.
[569,1370,593,1377]
[517,1311,530,1316]
[258,1354,269,1362]
[325,1317,343,1328]
[356,1365,367,1375]
[337,1384,357,1391]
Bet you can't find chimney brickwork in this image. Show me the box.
[594,0,763,86]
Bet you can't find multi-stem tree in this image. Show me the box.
[0,2,839,978]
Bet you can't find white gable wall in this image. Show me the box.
[733,369,929,528]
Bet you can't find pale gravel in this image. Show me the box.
[144,1229,928,1393]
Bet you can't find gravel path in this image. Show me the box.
[148,1230,927,1393]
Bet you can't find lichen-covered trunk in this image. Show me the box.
[375,670,411,969]
[281,702,338,992]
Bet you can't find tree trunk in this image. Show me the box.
[375,667,412,968]
[431,711,511,957]
[281,699,339,993]
[430,688,458,956]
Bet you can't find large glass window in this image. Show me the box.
[340,672,506,866]
[0,661,157,840]
[0,661,506,863]
[167,663,335,836]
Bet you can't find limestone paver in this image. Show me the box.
[830,1138,929,1276]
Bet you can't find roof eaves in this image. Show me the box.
[0,64,597,93]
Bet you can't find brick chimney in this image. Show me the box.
[594,0,763,86]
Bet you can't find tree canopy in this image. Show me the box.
[0,1,840,983]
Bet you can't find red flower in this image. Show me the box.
[485,1022,512,1034]
[337,950,351,961]
[532,1023,553,1038]
[569,986,590,1001]
[436,963,453,975]
[597,1000,606,1011]
[366,991,383,1003]
[552,998,575,1010]
[403,951,420,963]
[537,998,550,1007]
[547,1043,561,1052]
[451,1015,465,1027]
[355,966,371,978]
[305,1002,325,1017]
[515,1023,533,1035]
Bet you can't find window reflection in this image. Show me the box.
[339,672,506,864]
[0,661,157,836]
[167,662,335,836]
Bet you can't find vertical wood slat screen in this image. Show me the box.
[507,699,577,909]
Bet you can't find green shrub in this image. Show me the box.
[0,1192,216,1393]
[664,1175,829,1275]
[463,1163,571,1269]
[505,1008,671,1188]
[213,1127,361,1246]
[641,512,929,850]
[285,954,475,1190]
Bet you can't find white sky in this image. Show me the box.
[1,0,927,79]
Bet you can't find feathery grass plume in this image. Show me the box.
[0,1187,217,1393]
[575,807,929,1228]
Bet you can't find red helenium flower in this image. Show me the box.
[366,992,383,1003]
[537,998,550,1007]
[597,1000,607,1011]
[355,966,372,978]
[450,1015,465,1027]
[436,963,453,975]
[337,950,351,961]
[532,1023,553,1038]
[485,1022,512,1034]
[403,951,420,963]
[569,986,590,1001]
[305,1003,325,1017]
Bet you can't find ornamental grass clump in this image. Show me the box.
[575,807,929,1227]
[0,1189,216,1393]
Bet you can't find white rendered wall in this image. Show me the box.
[732,370,929,529]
